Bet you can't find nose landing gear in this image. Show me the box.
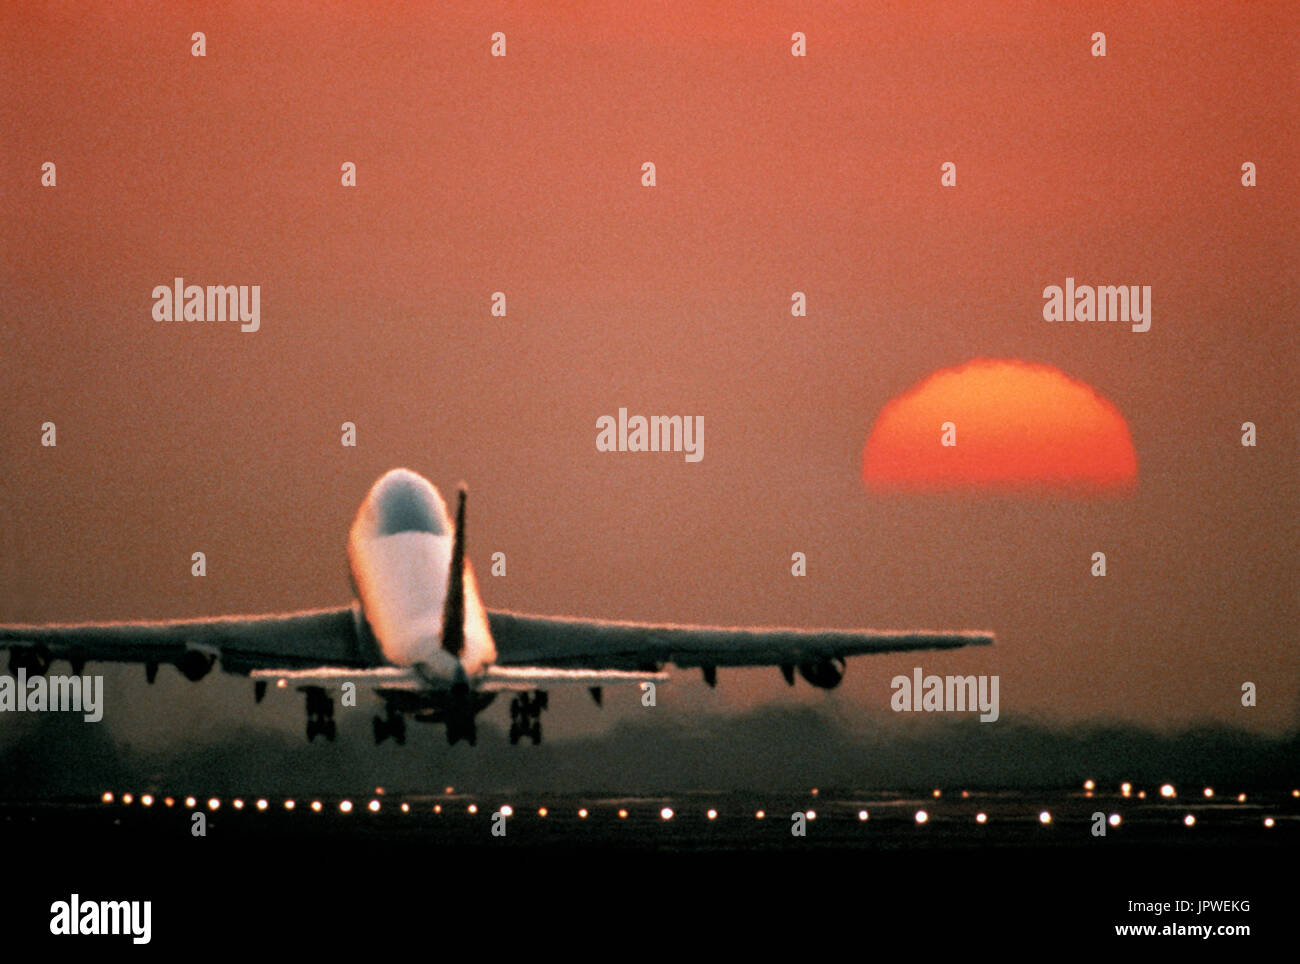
[444,682,478,746]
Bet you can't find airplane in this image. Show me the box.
[0,468,994,746]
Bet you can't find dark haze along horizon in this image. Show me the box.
[4,702,1299,799]
[2,0,1297,788]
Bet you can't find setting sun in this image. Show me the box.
[862,359,1137,493]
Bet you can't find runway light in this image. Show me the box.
[101,792,113,804]
[858,810,869,822]
[276,679,287,689]
[232,799,244,810]
[375,786,385,796]
[444,786,454,795]
[618,809,628,819]
[339,800,353,813]
[284,799,295,811]
[207,798,220,811]
[915,810,928,824]
[1084,779,1095,791]
[538,808,548,818]
[810,787,819,796]
[164,797,174,808]
[660,808,673,820]
[1109,814,1121,827]
[368,800,381,813]
[1184,814,1196,827]
[1138,791,1146,799]
[754,810,765,820]
[400,802,410,813]
[805,810,816,821]
[433,804,442,814]
[467,804,478,814]
[311,801,322,812]
[1039,811,1052,825]
[122,794,133,806]
[932,789,942,798]
[256,799,268,811]
[578,808,589,819]
[141,795,153,807]
[1203,787,1214,798]
[707,809,718,820]
[499,805,513,817]
[1264,817,1275,828]
[1160,784,1176,798]
[1292,789,1299,798]
[1238,793,1247,803]
[1121,782,1132,797]
[960,790,970,799]
[976,813,987,824]
[185,797,197,809]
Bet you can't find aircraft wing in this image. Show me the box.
[0,606,377,677]
[486,609,994,672]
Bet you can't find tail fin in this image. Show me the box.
[440,485,468,656]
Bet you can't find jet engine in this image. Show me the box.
[798,655,846,689]
[175,649,217,682]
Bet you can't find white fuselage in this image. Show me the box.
[346,469,495,681]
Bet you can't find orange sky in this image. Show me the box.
[1,1,1296,746]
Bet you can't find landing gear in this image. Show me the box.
[301,686,336,742]
[446,715,477,746]
[373,706,407,746]
[508,690,548,746]
[444,682,478,746]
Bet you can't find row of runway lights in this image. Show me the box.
[97,782,1295,829]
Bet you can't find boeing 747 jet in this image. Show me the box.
[0,469,994,745]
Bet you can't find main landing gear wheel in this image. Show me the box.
[508,718,542,745]
[301,687,336,743]
[307,717,337,742]
[373,708,407,746]
[509,691,548,746]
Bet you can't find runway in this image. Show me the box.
[2,782,1293,949]
[5,782,1294,850]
